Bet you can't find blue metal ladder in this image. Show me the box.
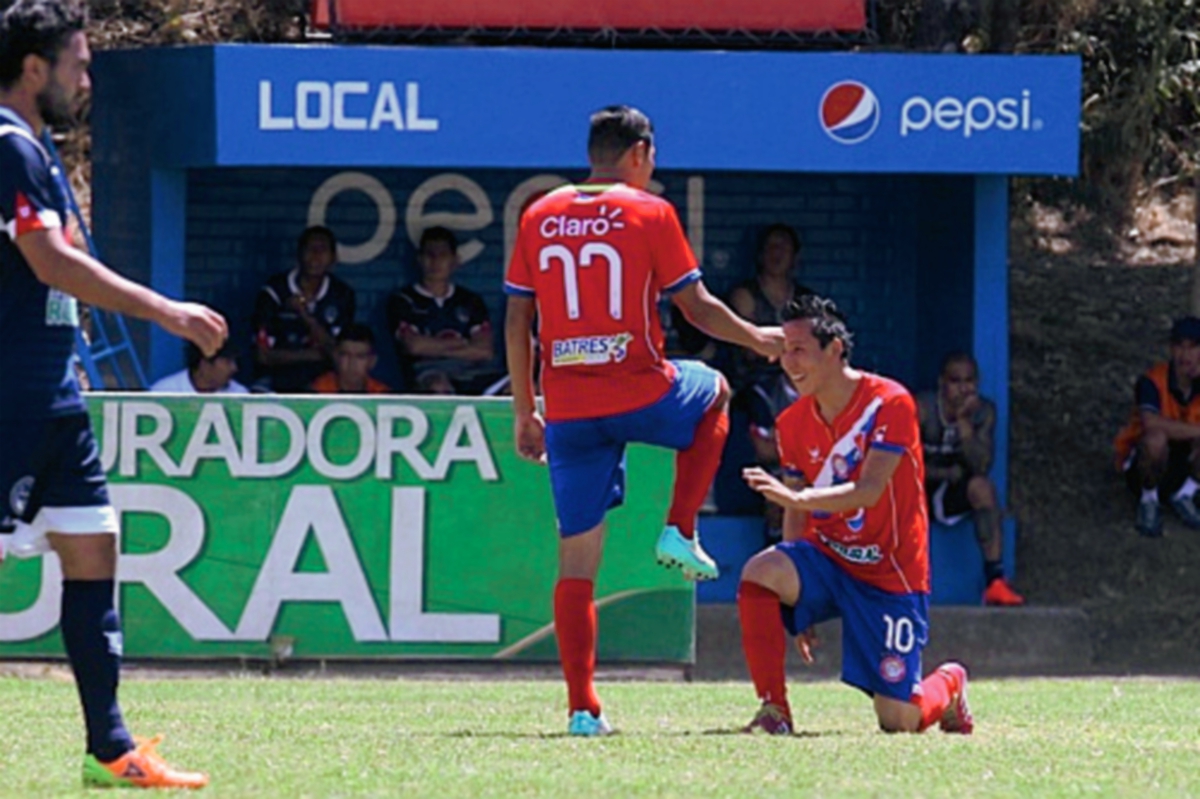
[42,130,147,390]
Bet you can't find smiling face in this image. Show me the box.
[781,317,843,397]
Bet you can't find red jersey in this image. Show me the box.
[776,372,930,594]
[505,182,700,422]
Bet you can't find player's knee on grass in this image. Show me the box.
[740,549,800,604]
[874,695,921,733]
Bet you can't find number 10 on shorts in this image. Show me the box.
[883,613,915,653]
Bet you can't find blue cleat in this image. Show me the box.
[655,525,719,582]
[1170,493,1200,529]
[1136,498,1163,538]
[567,710,614,737]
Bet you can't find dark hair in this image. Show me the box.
[336,322,375,348]
[587,105,654,165]
[0,0,87,89]
[185,339,237,371]
[1170,316,1200,345]
[780,294,854,361]
[419,226,457,253]
[939,350,978,377]
[296,225,337,260]
[757,223,801,258]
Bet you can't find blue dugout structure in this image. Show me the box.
[91,45,1080,604]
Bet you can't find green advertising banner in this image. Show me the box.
[0,395,694,662]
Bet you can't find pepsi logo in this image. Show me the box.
[820,81,880,145]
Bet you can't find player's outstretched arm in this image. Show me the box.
[504,295,545,464]
[744,448,903,514]
[670,281,783,360]
[17,227,227,356]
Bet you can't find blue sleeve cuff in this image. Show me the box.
[872,441,906,455]
[662,269,701,296]
[504,282,535,297]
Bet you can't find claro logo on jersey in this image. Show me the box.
[551,333,633,367]
[820,81,1043,143]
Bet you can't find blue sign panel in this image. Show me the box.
[208,46,1080,175]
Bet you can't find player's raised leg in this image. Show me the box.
[737,548,802,733]
[652,362,731,581]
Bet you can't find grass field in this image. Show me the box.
[1,674,1198,797]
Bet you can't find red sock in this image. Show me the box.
[667,401,730,539]
[554,579,601,716]
[737,580,789,714]
[912,667,955,731]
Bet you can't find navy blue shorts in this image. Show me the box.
[0,413,116,540]
[544,360,723,536]
[777,540,929,702]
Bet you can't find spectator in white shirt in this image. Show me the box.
[150,342,248,394]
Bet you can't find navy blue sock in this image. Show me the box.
[984,559,1004,584]
[60,580,134,762]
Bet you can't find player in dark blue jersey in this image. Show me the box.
[0,0,221,789]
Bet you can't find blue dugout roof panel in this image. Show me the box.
[95,45,1081,176]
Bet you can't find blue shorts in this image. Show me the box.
[777,540,929,702]
[545,360,723,536]
[0,413,117,540]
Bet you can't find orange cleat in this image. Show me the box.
[82,735,209,790]
[983,577,1025,606]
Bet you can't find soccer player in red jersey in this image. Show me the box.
[738,294,973,735]
[505,105,784,735]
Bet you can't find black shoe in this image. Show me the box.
[1136,498,1164,538]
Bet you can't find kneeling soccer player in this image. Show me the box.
[738,294,972,735]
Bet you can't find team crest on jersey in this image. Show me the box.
[44,289,78,327]
[879,655,907,684]
[551,333,633,367]
[8,476,33,517]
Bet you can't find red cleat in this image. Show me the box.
[742,702,793,735]
[983,577,1025,606]
[936,662,974,735]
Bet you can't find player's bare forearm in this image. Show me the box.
[1143,412,1200,442]
[781,506,806,542]
[504,296,538,416]
[960,435,992,475]
[460,331,495,362]
[670,282,781,358]
[19,227,173,324]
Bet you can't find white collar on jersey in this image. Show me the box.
[412,281,456,304]
[0,105,34,135]
[287,267,330,305]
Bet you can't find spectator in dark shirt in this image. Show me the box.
[727,223,814,392]
[250,225,356,393]
[311,323,391,395]
[1114,316,1200,537]
[385,226,494,393]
